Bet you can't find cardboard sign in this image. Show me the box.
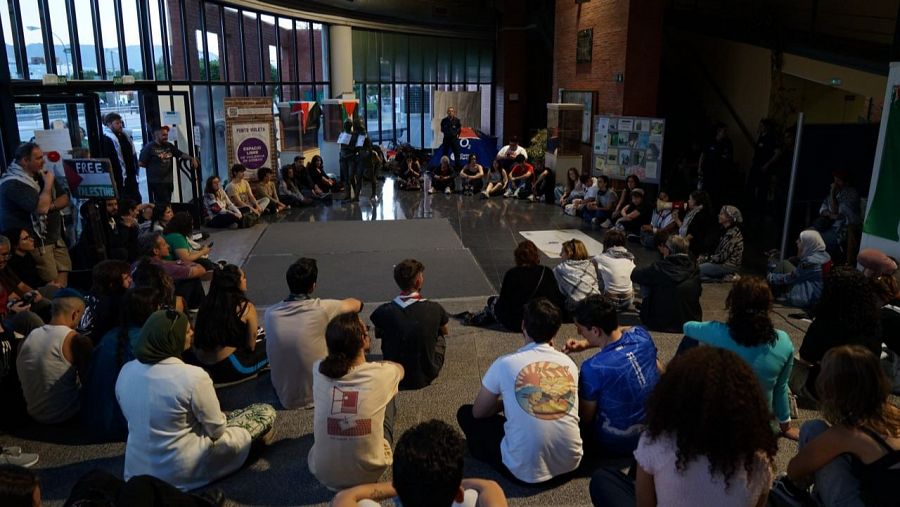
[62,158,117,199]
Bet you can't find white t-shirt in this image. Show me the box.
[594,247,636,295]
[634,432,773,507]
[496,145,528,160]
[308,360,403,490]
[264,297,345,409]
[481,342,583,483]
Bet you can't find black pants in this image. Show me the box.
[206,213,241,229]
[456,404,512,477]
[442,138,461,168]
[432,175,456,192]
[148,182,174,204]
[174,278,205,310]
[589,467,636,507]
[461,177,484,193]
[183,341,269,385]
[64,469,219,507]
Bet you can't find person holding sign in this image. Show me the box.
[139,126,198,205]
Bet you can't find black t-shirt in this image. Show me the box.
[116,132,137,177]
[139,141,184,184]
[371,300,448,390]
[751,131,777,172]
[8,252,44,289]
[493,265,565,331]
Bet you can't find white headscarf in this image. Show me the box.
[798,229,826,258]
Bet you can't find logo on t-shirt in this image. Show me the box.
[327,387,371,437]
[514,361,577,420]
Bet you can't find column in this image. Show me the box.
[329,24,353,98]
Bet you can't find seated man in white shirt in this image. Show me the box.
[495,136,528,170]
[456,298,583,484]
[264,257,362,409]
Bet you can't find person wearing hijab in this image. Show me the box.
[698,205,744,282]
[115,309,276,491]
[767,229,831,309]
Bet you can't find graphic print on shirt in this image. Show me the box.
[327,386,371,437]
[514,361,577,420]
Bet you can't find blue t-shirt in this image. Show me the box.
[81,325,140,441]
[579,326,659,454]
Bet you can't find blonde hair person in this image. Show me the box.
[554,239,600,314]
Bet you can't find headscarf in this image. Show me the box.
[133,309,190,364]
[797,229,827,258]
[720,205,743,225]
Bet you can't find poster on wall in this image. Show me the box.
[593,115,665,183]
[224,97,276,176]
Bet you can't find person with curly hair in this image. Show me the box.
[331,420,508,507]
[589,347,777,506]
[77,259,131,344]
[682,276,798,440]
[163,212,215,272]
[798,267,882,398]
[787,345,900,507]
[184,265,268,384]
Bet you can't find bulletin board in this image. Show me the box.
[593,115,665,183]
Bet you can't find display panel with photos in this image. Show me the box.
[593,115,665,183]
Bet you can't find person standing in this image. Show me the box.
[100,112,141,202]
[139,126,198,204]
[340,119,358,199]
[0,143,71,287]
[747,119,780,220]
[440,107,462,169]
[698,123,733,206]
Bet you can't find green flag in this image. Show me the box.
[864,88,900,240]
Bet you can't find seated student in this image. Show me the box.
[811,169,861,258]
[225,164,267,217]
[639,190,679,249]
[699,205,744,282]
[682,276,798,439]
[461,240,565,331]
[564,174,597,217]
[430,156,457,195]
[141,202,172,234]
[673,190,716,259]
[185,265,268,385]
[767,229,831,310]
[590,347,776,507]
[459,154,484,195]
[593,229,635,311]
[495,136,528,170]
[556,167,581,206]
[798,267,882,399]
[17,291,90,424]
[869,263,900,356]
[306,155,339,193]
[130,257,184,312]
[202,175,243,229]
[78,260,131,343]
[252,167,288,213]
[786,345,900,507]
[276,165,307,208]
[553,238,601,314]
[457,298,582,484]
[630,235,702,332]
[117,309,276,491]
[399,156,422,191]
[563,295,659,455]
[503,154,534,199]
[580,175,618,226]
[613,187,651,237]
[308,313,404,490]
[59,468,227,506]
[530,163,554,203]
[113,199,143,261]
[138,232,209,309]
[480,160,508,198]
[371,259,448,390]
[0,235,51,323]
[163,212,215,272]
[4,228,50,290]
[332,420,509,507]
[81,288,162,442]
[612,174,641,220]
[264,257,362,409]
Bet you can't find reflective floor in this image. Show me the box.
[265,177,620,289]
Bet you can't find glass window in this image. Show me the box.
[436,42,450,83]
[351,27,365,84]
[204,4,223,81]
[395,84,408,144]
[380,84,393,142]
[380,33,394,82]
[409,84,424,147]
[163,0,185,80]
[314,23,328,82]
[260,15,276,82]
[268,44,277,82]
[365,83,379,136]
[191,85,213,179]
[223,8,241,82]
[1,0,21,78]
[119,0,143,77]
[211,85,228,178]
[422,37,436,82]
[466,40,479,84]
[451,41,465,84]
[296,21,312,82]
[408,35,423,82]
[194,31,207,80]
[47,0,73,78]
[278,18,295,83]
[423,86,434,148]
[479,44,492,83]
[394,34,408,82]
[242,12,261,81]
[19,0,47,79]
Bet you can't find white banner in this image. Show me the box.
[232,123,271,170]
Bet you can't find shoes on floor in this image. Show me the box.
[428,187,436,194]
[480,192,488,199]
[527,194,536,202]
[1,447,39,468]
[600,219,612,228]
[503,189,513,198]
[452,311,473,320]
[445,187,452,195]
[513,188,521,198]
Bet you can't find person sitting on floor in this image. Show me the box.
[480,160,508,199]
[138,232,208,310]
[553,238,601,314]
[530,163,555,203]
[112,199,143,261]
[264,257,362,409]
[431,156,456,195]
[457,298,582,484]
[202,175,243,229]
[766,229,831,310]
[4,228,52,291]
[332,419,509,507]
[698,205,744,282]
[61,468,227,506]
[17,290,89,424]
[556,167,581,206]
[563,295,659,455]
[589,347,776,507]
[225,164,267,217]
[673,190,716,259]
[461,240,565,331]
[811,169,861,259]
[0,234,51,323]
[141,202,172,234]
[78,259,131,344]
[786,345,900,507]
[459,154,484,195]
[682,276,798,440]
[630,235,702,333]
[868,259,900,356]
[116,309,276,491]
[164,212,215,272]
[276,165,307,208]
[184,265,268,385]
[306,155,339,194]
[371,259,448,390]
[399,156,422,191]
[612,174,641,221]
[503,154,534,199]
[639,190,679,249]
[580,175,618,226]
[130,257,183,312]
[613,188,651,238]
[308,312,404,490]
[252,167,288,213]
[81,287,162,442]
[593,229,636,311]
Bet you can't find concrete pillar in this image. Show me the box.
[329,24,354,98]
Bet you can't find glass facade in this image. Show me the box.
[351,29,494,149]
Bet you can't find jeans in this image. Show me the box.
[800,419,866,507]
[206,213,241,228]
[699,262,737,281]
[582,208,610,223]
[589,467,636,507]
[148,182,174,204]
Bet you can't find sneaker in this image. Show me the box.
[527,194,536,202]
[513,188,521,198]
[599,219,612,228]
[428,187,436,194]
[0,447,39,468]
[444,187,452,195]
[480,192,488,199]
[503,189,513,198]
[723,273,741,283]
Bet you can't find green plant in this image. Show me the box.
[527,129,548,163]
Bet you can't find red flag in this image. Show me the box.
[299,102,312,131]
[342,101,357,119]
